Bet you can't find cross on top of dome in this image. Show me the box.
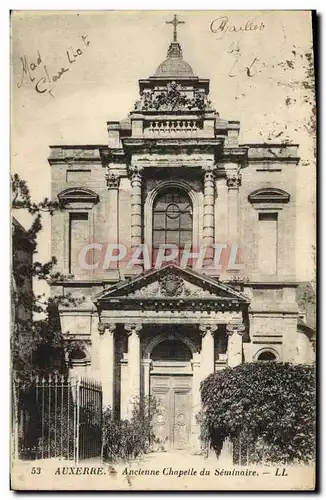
[166,14,185,43]
[153,14,195,79]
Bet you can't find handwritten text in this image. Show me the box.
[17,34,91,98]
[210,17,265,39]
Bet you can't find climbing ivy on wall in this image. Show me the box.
[200,362,315,464]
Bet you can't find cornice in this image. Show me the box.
[121,137,223,155]
[48,145,104,165]
[248,188,290,204]
[99,148,126,165]
[57,187,99,204]
[221,146,249,164]
[96,296,246,313]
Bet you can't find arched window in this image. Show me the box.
[152,188,193,264]
[151,340,192,362]
[257,351,277,361]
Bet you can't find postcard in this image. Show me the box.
[11,10,316,491]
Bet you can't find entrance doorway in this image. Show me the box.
[150,339,193,450]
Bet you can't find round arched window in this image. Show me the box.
[152,188,193,264]
[257,351,277,361]
[151,339,192,362]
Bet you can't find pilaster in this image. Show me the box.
[225,164,242,245]
[191,353,201,453]
[125,323,142,418]
[128,165,143,254]
[202,165,217,266]
[199,324,217,380]
[226,322,245,367]
[98,322,115,410]
[105,169,120,271]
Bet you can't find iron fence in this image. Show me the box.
[12,374,102,463]
[232,434,276,466]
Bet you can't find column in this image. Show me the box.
[202,165,217,266]
[98,322,115,410]
[125,323,141,419]
[128,165,143,253]
[120,353,129,420]
[199,324,217,380]
[142,357,152,399]
[226,322,245,367]
[225,164,241,245]
[191,353,201,452]
[105,169,120,270]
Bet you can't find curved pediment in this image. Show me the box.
[248,188,290,204]
[57,187,99,204]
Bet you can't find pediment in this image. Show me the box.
[94,263,248,303]
[248,188,290,204]
[57,187,99,204]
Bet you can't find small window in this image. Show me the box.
[69,212,89,274]
[257,351,277,361]
[258,212,278,275]
[70,348,87,360]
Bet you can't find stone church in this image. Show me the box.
[49,16,314,450]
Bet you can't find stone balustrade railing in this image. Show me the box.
[144,119,200,136]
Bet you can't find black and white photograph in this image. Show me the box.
[10,10,316,490]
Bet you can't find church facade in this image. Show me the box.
[49,18,314,451]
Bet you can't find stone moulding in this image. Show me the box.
[248,188,290,204]
[48,145,103,164]
[57,187,99,204]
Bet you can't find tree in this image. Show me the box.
[200,362,315,464]
[11,173,85,381]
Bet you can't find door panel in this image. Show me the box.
[173,391,191,449]
[151,389,170,447]
[150,375,192,450]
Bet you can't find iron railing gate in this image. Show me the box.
[12,375,102,463]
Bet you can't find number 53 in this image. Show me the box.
[31,467,41,475]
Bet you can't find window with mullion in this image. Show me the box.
[152,189,193,265]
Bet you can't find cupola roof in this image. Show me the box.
[154,41,195,78]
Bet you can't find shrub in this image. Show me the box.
[200,362,315,464]
[102,396,158,462]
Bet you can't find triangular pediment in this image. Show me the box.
[94,263,248,304]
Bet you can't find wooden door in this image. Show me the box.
[151,375,192,450]
[172,390,191,449]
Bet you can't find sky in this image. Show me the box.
[11,10,315,281]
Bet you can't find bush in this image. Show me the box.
[200,362,315,464]
[102,396,158,462]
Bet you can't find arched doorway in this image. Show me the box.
[149,336,193,450]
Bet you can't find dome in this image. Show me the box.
[153,42,195,78]
[155,58,194,78]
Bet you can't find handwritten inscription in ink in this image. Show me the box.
[17,34,90,98]
[210,17,265,39]
[226,40,261,78]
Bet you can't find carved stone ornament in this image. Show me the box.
[98,322,106,335]
[124,323,142,336]
[226,170,242,189]
[134,83,215,113]
[131,282,160,297]
[105,170,120,189]
[203,164,217,181]
[98,322,116,335]
[128,164,144,182]
[226,323,246,336]
[159,272,184,297]
[199,324,218,337]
